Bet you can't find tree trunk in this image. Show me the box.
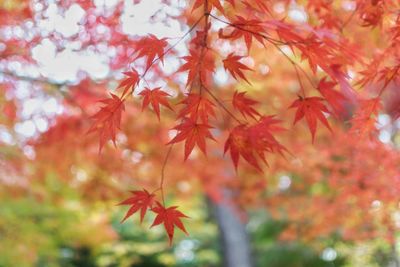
[389,239,400,267]
[209,196,253,267]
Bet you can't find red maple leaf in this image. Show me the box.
[135,34,168,70]
[317,78,347,117]
[88,94,125,152]
[232,90,260,119]
[225,124,260,170]
[223,53,252,84]
[350,97,381,138]
[192,0,225,13]
[190,25,211,48]
[167,118,215,160]
[378,65,400,88]
[289,96,332,142]
[118,68,140,97]
[151,202,189,245]
[177,49,215,86]
[248,116,287,162]
[118,189,156,223]
[328,65,358,103]
[242,0,270,13]
[224,116,286,170]
[219,16,265,51]
[139,87,173,120]
[178,93,216,123]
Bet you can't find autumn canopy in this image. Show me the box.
[1,0,400,266]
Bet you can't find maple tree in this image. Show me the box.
[1,0,400,265]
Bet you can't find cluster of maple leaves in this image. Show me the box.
[119,189,188,245]
[85,0,400,244]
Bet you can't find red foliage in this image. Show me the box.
[168,118,216,160]
[139,88,173,120]
[290,96,332,142]
[151,202,189,245]
[224,116,286,171]
[4,0,400,246]
[223,53,252,84]
[119,189,156,223]
[232,90,260,119]
[88,94,125,152]
[178,93,216,123]
[118,68,140,97]
[134,34,168,70]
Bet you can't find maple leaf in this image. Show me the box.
[177,49,215,87]
[167,118,215,160]
[117,68,140,97]
[190,25,210,48]
[118,189,156,223]
[378,65,400,88]
[151,202,189,245]
[328,65,358,103]
[225,124,259,170]
[242,0,270,13]
[359,1,384,27]
[350,97,381,138]
[88,94,125,152]
[317,78,347,117]
[223,53,252,84]
[178,93,216,123]
[192,0,224,14]
[139,87,173,120]
[135,34,168,70]
[356,56,383,88]
[232,90,260,119]
[289,96,332,142]
[248,116,287,162]
[224,116,286,170]
[219,16,265,51]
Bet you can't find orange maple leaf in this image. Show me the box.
[167,118,215,160]
[118,68,140,97]
[223,53,252,84]
[88,94,125,152]
[151,202,189,245]
[139,87,173,120]
[119,189,156,223]
[232,90,260,119]
[289,96,332,142]
[135,34,168,70]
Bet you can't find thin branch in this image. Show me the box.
[340,7,358,33]
[157,10,209,205]
[201,85,242,124]
[207,13,318,93]
[207,13,314,46]
[140,14,205,79]
[0,70,67,87]
[159,144,174,206]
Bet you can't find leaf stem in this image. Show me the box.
[201,85,242,124]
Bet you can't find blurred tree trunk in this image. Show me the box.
[208,194,253,267]
[389,239,400,267]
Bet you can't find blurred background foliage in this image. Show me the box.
[0,182,396,267]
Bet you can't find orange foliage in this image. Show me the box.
[2,0,400,245]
